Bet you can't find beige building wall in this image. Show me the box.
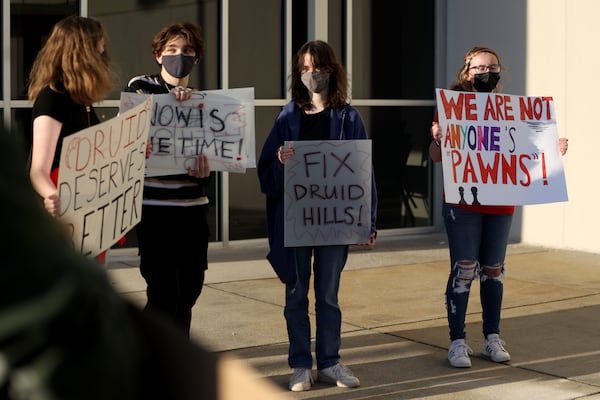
[522,0,599,252]
[443,0,599,254]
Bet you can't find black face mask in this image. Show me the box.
[162,54,196,79]
[473,72,500,92]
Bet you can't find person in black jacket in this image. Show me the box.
[124,22,211,337]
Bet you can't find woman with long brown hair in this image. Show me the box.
[28,15,113,217]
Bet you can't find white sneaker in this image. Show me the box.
[317,363,360,388]
[448,339,473,368]
[482,334,511,362]
[289,368,312,392]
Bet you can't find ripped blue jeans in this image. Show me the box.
[443,202,513,341]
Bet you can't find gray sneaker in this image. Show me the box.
[482,334,511,362]
[448,339,473,368]
[317,363,360,388]
[289,368,312,391]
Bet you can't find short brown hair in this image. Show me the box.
[151,22,204,61]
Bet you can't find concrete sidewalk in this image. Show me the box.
[107,234,600,399]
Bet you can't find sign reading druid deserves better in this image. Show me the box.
[119,87,255,175]
[58,97,152,257]
[284,140,372,247]
[435,88,568,206]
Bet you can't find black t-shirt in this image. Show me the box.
[300,108,330,141]
[31,85,100,169]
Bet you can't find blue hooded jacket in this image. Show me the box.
[257,101,378,284]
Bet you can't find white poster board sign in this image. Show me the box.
[119,87,255,175]
[58,97,152,257]
[435,88,568,205]
[284,140,372,247]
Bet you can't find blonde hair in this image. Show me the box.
[451,46,503,92]
[27,15,113,105]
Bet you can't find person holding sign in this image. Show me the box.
[429,46,569,368]
[27,16,119,263]
[258,40,377,392]
[124,23,211,337]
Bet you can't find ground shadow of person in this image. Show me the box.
[0,123,287,400]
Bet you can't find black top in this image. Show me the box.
[300,108,330,141]
[32,85,99,169]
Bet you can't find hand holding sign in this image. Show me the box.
[187,154,210,178]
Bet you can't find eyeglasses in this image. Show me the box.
[469,64,501,73]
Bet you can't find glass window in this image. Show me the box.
[358,106,435,229]
[11,0,78,100]
[228,0,285,241]
[90,1,220,99]
[351,1,434,100]
[229,106,282,240]
[229,0,283,98]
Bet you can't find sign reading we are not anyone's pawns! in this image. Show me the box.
[58,97,152,257]
[119,87,255,175]
[284,140,372,247]
[436,88,568,206]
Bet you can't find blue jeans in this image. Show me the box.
[443,203,513,341]
[285,245,348,370]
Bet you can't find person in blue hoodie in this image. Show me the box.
[258,40,377,392]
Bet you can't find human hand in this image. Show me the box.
[171,86,193,101]
[145,141,152,159]
[357,233,376,249]
[277,144,295,164]
[187,154,210,178]
[431,121,442,143]
[44,192,61,216]
[559,137,568,156]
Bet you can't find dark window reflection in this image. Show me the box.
[358,106,435,229]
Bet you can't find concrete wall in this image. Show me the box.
[444,0,600,253]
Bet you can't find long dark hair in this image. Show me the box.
[291,40,348,111]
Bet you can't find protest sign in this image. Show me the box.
[435,88,568,205]
[284,140,372,247]
[58,97,152,257]
[119,87,255,175]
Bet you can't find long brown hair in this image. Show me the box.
[450,46,503,92]
[291,40,348,110]
[27,15,113,105]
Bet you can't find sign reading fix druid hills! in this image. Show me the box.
[284,140,372,247]
[435,88,568,206]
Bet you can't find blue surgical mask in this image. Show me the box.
[162,54,196,78]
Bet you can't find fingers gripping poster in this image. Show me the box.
[119,87,255,175]
[435,89,568,205]
[284,140,372,247]
[58,97,152,257]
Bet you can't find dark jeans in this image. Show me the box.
[443,202,513,341]
[285,245,348,370]
[137,204,209,336]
